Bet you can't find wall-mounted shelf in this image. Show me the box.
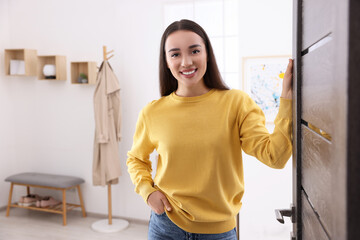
[37,55,67,81]
[71,62,97,85]
[4,49,37,76]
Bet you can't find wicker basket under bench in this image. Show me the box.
[5,172,86,225]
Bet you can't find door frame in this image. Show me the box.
[292,0,302,239]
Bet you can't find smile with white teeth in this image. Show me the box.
[182,69,196,75]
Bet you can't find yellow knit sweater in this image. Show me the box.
[127,89,292,234]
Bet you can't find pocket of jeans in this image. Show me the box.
[154,211,166,216]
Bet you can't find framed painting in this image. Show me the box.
[242,55,291,123]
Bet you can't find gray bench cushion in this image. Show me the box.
[5,172,85,188]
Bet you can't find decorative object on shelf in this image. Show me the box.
[10,60,25,75]
[43,64,56,79]
[37,55,66,81]
[78,73,88,83]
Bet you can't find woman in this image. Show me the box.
[127,19,293,240]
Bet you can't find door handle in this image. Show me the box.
[275,204,295,224]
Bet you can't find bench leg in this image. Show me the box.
[76,185,86,217]
[6,183,14,217]
[62,189,67,226]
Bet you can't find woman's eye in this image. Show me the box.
[192,49,200,54]
[171,53,179,58]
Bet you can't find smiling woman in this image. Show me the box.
[164,31,210,96]
[159,20,229,97]
[126,19,293,240]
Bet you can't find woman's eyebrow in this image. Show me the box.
[168,48,180,52]
[189,44,201,49]
[168,44,202,52]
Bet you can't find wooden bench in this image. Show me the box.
[5,172,86,225]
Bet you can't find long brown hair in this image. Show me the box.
[159,19,229,96]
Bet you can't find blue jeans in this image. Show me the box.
[148,211,237,240]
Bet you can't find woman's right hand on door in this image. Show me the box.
[147,190,172,214]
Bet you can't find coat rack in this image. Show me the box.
[103,46,114,61]
[91,46,129,233]
[105,46,114,226]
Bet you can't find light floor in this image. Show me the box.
[0,208,148,240]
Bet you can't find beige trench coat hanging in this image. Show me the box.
[93,60,122,186]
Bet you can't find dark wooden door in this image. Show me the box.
[276,0,360,239]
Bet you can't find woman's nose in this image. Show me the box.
[181,55,192,67]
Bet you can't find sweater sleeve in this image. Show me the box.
[239,96,293,169]
[126,109,157,203]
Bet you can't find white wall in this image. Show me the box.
[0,0,14,208]
[0,0,163,221]
[0,0,293,239]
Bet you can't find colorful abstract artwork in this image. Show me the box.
[243,56,290,123]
